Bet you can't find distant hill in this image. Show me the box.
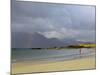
[62,39,95,45]
[11,32,65,48]
[11,32,95,48]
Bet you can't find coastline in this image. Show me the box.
[11,56,95,74]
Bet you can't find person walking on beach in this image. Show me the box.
[80,48,82,58]
[80,48,82,54]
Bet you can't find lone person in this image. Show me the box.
[80,48,82,58]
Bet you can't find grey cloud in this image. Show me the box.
[11,0,95,42]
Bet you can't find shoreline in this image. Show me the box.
[12,49,95,64]
[12,52,95,64]
[11,56,95,74]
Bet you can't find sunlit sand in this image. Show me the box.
[12,56,95,74]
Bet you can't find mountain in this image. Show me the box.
[11,32,95,48]
[63,38,95,45]
[11,32,65,48]
[62,38,79,45]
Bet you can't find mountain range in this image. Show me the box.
[11,32,95,48]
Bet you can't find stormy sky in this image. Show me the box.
[11,0,96,42]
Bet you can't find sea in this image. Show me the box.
[11,48,95,63]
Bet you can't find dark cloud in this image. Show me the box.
[11,0,95,42]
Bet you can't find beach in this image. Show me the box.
[11,56,95,74]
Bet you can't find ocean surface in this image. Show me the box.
[11,48,95,63]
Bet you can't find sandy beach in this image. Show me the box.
[11,56,95,74]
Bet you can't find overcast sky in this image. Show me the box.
[11,0,96,42]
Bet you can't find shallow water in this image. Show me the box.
[11,48,95,63]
